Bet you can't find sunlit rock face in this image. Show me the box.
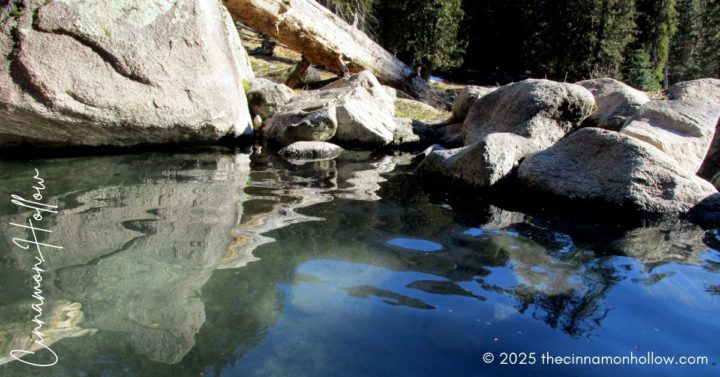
[0,0,253,147]
[577,77,650,130]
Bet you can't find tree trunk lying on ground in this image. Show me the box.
[223,0,447,108]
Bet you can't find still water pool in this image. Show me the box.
[0,149,718,376]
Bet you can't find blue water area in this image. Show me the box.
[387,237,444,252]
[0,149,717,376]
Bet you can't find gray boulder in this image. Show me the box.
[620,100,720,174]
[451,85,496,122]
[278,141,343,161]
[300,65,323,85]
[247,78,296,119]
[278,72,397,146]
[464,79,595,146]
[263,105,337,146]
[418,133,535,187]
[334,86,397,145]
[391,117,435,148]
[435,123,464,147]
[518,128,717,214]
[577,78,650,130]
[669,79,720,187]
[0,0,253,147]
[322,70,395,113]
[383,85,398,99]
[668,78,720,104]
[700,134,720,189]
[420,79,594,187]
[237,45,255,81]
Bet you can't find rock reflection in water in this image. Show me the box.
[0,300,95,366]
[1,152,252,366]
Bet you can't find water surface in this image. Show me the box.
[0,149,718,376]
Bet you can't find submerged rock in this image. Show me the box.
[517,128,717,214]
[577,77,650,130]
[620,100,720,174]
[451,85,496,122]
[0,0,253,147]
[278,141,343,161]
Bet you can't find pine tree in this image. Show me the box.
[668,0,720,83]
[375,0,466,78]
[589,0,638,78]
[623,49,660,90]
[633,0,678,87]
[460,0,636,83]
[318,0,376,35]
[699,0,720,77]
[669,0,703,82]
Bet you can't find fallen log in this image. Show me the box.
[223,0,447,108]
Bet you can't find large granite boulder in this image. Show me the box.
[419,79,594,187]
[417,133,535,187]
[668,78,720,104]
[321,70,395,113]
[451,85,496,122]
[518,128,717,214]
[669,79,720,187]
[0,0,253,147]
[700,135,720,188]
[435,123,464,147]
[247,78,296,119]
[334,86,397,145]
[620,100,720,174]
[391,117,435,148]
[265,71,398,147]
[577,78,650,130]
[463,79,595,146]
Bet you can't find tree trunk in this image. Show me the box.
[285,56,311,89]
[223,0,446,108]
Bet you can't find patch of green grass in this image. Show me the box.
[394,98,451,123]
